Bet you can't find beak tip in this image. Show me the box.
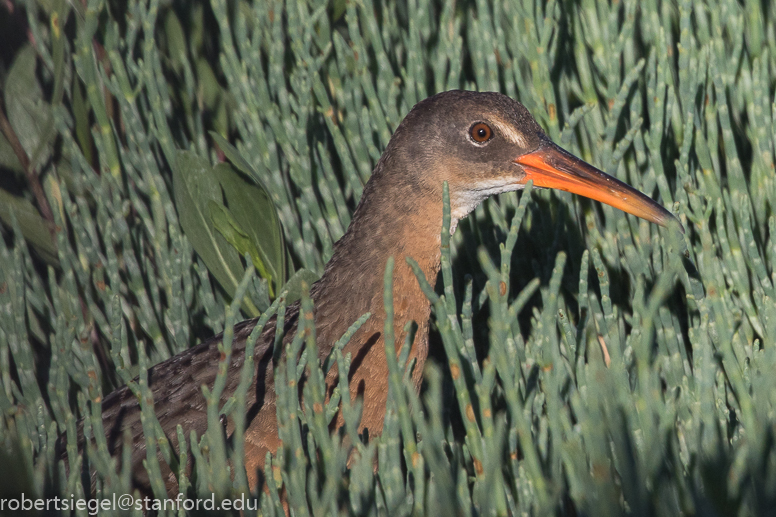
[663,212,685,234]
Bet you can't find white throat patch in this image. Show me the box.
[449,179,526,234]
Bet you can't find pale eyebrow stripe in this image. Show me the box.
[490,119,527,147]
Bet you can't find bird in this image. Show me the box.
[77,90,681,495]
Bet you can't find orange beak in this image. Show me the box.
[515,143,683,233]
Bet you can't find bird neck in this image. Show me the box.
[310,160,444,362]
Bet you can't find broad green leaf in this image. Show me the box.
[209,132,271,192]
[4,45,53,168]
[196,58,220,108]
[165,11,187,74]
[213,95,229,137]
[172,150,258,316]
[208,200,275,297]
[0,188,57,265]
[0,133,23,174]
[71,78,93,165]
[210,139,286,291]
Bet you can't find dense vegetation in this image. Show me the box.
[1,0,775,514]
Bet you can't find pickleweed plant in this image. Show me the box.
[0,0,774,514]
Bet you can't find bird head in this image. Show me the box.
[386,90,682,233]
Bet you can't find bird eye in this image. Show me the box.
[470,122,492,143]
